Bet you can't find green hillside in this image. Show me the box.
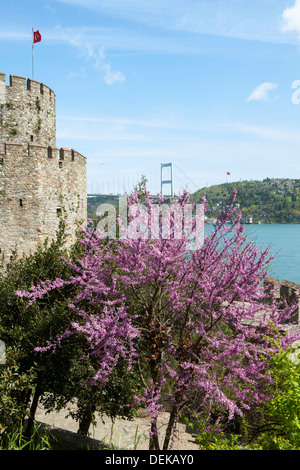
[190,178,300,224]
[87,178,300,224]
[87,195,120,220]
[87,194,171,220]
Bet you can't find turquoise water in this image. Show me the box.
[243,225,300,284]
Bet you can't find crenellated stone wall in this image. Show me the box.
[0,73,56,146]
[0,73,87,267]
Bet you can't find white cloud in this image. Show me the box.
[85,45,125,84]
[66,33,125,85]
[247,82,278,102]
[55,0,292,45]
[281,0,300,35]
[99,59,125,85]
[44,4,56,15]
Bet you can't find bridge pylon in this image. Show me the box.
[160,162,174,198]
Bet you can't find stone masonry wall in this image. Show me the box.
[264,277,300,324]
[0,143,87,266]
[0,73,87,267]
[0,73,56,147]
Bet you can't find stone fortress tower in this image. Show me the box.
[0,73,87,267]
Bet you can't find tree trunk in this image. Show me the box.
[163,404,179,450]
[149,417,160,450]
[147,315,163,450]
[77,410,93,436]
[24,381,41,439]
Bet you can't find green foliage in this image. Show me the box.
[183,413,243,450]
[87,194,120,220]
[197,429,242,450]
[189,345,300,450]
[257,345,300,450]
[62,356,142,435]
[0,218,77,369]
[0,217,142,442]
[0,218,79,442]
[0,350,35,445]
[0,351,52,449]
[191,178,300,223]
[134,175,148,200]
[0,423,51,450]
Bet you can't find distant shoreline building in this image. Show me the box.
[0,73,87,267]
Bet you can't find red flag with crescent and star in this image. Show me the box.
[33,30,41,44]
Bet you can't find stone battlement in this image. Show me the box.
[0,142,86,167]
[0,73,87,268]
[0,73,55,100]
[0,72,56,147]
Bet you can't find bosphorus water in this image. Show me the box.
[244,224,300,284]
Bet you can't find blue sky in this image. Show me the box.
[2,0,300,195]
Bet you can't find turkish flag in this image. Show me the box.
[33,30,41,43]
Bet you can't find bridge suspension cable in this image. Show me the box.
[88,161,199,196]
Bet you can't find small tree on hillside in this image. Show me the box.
[18,189,299,450]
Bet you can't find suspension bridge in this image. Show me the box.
[87,162,199,198]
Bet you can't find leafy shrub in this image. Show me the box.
[0,350,36,447]
[255,345,300,450]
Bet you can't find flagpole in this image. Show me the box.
[32,28,34,79]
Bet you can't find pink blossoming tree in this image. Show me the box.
[18,188,299,450]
